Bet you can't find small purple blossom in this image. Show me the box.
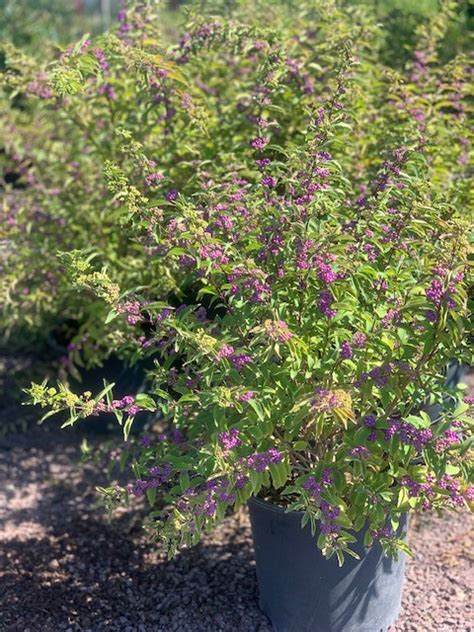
[145,172,164,186]
[261,175,277,188]
[340,341,352,360]
[231,354,252,370]
[348,445,370,459]
[166,189,178,202]
[256,158,271,169]
[318,290,336,318]
[218,427,241,451]
[217,344,235,360]
[235,474,248,489]
[352,332,367,348]
[93,47,109,70]
[247,448,283,472]
[250,137,269,150]
[98,83,117,100]
[238,390,255,402]
[364,415,377,428]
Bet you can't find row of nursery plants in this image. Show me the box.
[1,1,473,629]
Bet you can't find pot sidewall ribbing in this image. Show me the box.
[248,498,407,632]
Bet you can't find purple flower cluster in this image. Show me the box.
[98,83,117,100]
[401,473,471,509]
[118,300,142,326]
[235,473,249,489]
[199,243,229,267]
[410,50,428,84]
[386,420,433,452]
[425,266,463,322]
[356,363,394,388]
[93,395,143,417]
[250,137,269,150]
[117,8,131,36]
[295,239,314,270]
[434,429,461,453]
[156,307,173,322]
[246,448,283,472]
[401,424,433,450]
[318,290,336,318]
[178,478,236,518]
[238,390,255,402]
[381,308,401,328]
[231,354,253,370]
[401,475,433,498]
[216,344,234,360]
[214,213,233,231]
[140,435,153,448]
[303,469,340,538]
[352,332,367,348]
[363,414,377,428]
[228,267,271,303]
[127,462,172,497]
[218,427,241,451]
[256,158,271,169]
[26,73,54,99]
[348,445,370,459]
[340,341,352,360]
[314,254,338,284]
[216,344,252,370]
[92,48,109,71]
[371,526,394,540]
[261,175,277,188]
[197,481,236,517]
[166,189,178,202]
[145,172,164,187]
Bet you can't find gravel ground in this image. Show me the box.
[0,425,472,632]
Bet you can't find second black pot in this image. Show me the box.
[248,498,407,632]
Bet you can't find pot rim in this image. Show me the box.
[249,497,409,528]
[248,495,305,517]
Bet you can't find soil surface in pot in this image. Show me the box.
[0,423,472,631]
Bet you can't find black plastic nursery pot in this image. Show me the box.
[248,498,407,632]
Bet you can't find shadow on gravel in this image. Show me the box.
[0,527,269,631]
[0,433,271,631]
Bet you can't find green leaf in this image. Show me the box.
[293,440,308,450]
[269,461,290,489]
[363,530,373,548]
[105,309,119,324]
[250,470,263,494]
[135,393,156,410]
[123,415,134,441]
[146,487,157,506]
[248,399,265,421]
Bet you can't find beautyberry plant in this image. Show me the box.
[25,0,473,563]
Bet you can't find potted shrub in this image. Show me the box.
[26,2,473,630]
[25,3,473,632]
